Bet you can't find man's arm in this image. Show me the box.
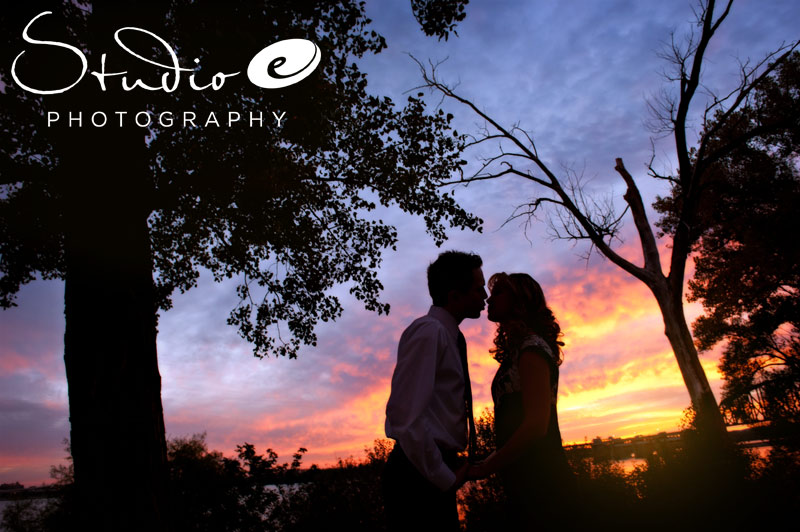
[386,320,457,491]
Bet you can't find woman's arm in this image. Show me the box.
[468,348,551,478]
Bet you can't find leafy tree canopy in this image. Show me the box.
[411,0,469,40]
[0,0,481,358]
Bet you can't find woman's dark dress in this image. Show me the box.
[491,334,573,526]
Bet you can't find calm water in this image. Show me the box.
[616,457,649,472]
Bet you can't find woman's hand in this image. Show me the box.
[465,462,484,480]
[466,456,493,480]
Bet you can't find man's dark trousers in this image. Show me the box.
[382,444,461,531]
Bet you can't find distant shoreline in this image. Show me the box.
[0,486,61,501]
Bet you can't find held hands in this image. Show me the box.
[449,462,470,492]
[466,451,497,481]
[450,457,492,492]
[465,460,487,481]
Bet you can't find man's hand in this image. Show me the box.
[449,462,469,492]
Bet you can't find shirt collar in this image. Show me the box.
[428,305,461,341]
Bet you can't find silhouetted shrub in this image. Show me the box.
[166,433,308,531]
[4,431,799,531]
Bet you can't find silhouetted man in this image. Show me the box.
[383,251,486,531]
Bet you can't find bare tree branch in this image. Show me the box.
[415,55,654,282]
[615,158,663,274]
[412,0,797,440]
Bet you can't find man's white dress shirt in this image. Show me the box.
[385,305,468,491]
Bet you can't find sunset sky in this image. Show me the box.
[2,0,799,486]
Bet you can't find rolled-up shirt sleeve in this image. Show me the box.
[386,320,457,491]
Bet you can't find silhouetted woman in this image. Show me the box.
[467,272,574,528]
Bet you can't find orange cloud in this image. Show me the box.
[0,453,64,486]
[457,250,725,447]
[157,246,725,472]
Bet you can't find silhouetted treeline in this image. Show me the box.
[460,409,800,531]
[3,418,799,531]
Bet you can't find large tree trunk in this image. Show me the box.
[61,122,168,529]
[650,279,728,440]
[57,3,169,522]
[613,158,729,443]
[61,120,168,530]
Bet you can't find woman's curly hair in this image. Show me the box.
[489,272,564,365]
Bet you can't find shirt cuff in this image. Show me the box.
[430,461,457,491]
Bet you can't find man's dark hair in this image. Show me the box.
[427,251,483,307]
